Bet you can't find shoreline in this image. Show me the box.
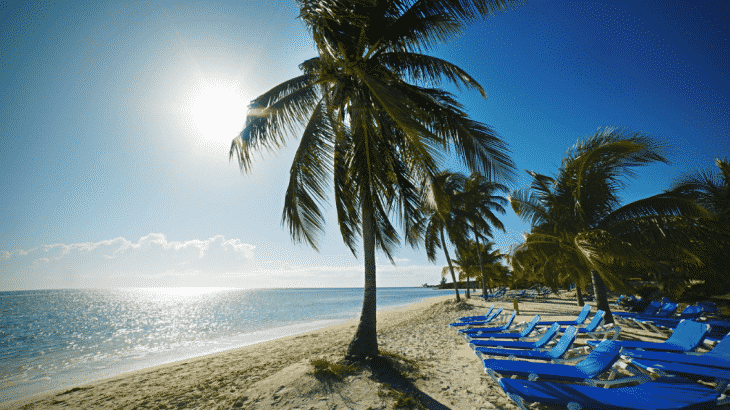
[2,288,458,407]
[3,293,457,409]
[8,293,641,410]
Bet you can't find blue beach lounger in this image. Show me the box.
[620,333,730,369]
[449,307,504,328]
[632,305,704,335]
[458,310,516,335]
[454,304,494,322]
[498,375,728,410]
[553,310,621,340]
[465,315,541,341]
[534,304,591,327]
[474,326,580,362]
[565,311,611,339]
[482,340,624,384]
[612,300,662,318]
[627,358,730,392]
[615,302,677,327]
[586,319,710,352]
[469,322,561,350]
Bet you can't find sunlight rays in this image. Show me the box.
[181,78,249,153]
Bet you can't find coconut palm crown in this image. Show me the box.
[510,127,708,323]
[230,0,521,360]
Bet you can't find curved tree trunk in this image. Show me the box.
[441,229,460,302]
[591,271,614,324]
[474,229,487,299]
[346,203,378,360]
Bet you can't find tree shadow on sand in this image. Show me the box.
[364,355,453,410]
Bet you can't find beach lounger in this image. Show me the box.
[615,302,677,327]
[458,310,516,335]
[632,305,704,336]
[555,310,621,341]
[482,340,627,384]
[698,302,719,315]
[449,307,503,328]
[474,325,580,362]
[620,333,730,369]
[627,358,730,392]
[469,322,561,350]
[586,319,710,353]
[704,320,730,342]
[534,305,591,327]
[612,300,661,318]
[454,304,494,322]
[464,314,541,341]
[498,375,728,410]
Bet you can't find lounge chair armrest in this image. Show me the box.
[552,354,587,364]
[584,373,652,388]
[587,324,621,341]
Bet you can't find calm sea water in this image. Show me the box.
[0,287,457,403]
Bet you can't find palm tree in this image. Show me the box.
[670,157,729,220]
[460,172,509,297]
[443,240,480,293]
[230,0,520,360]
[423,171,471,302]
[664,157,730,293]
[510,127,707,323]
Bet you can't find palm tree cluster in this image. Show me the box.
[445,238,509,297]
[230,0,523,360]
[421,171,509,301]
[509,128,725,323]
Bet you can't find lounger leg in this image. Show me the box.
[505,392,529,410]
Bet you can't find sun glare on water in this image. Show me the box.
[182,78,249,151]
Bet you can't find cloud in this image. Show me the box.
[1,234,445,290]
[1,234,255,289]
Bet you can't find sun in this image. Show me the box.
[182,78,249,151]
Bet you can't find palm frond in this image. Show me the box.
[510,187,552,227]
[281,101,336,250]
[230,77,320,172]
[376,52,485,95]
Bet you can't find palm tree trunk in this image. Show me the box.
[441,229,460,302]
[346,203,378,360]
[591,271,614,324]
[465,275,471,299]
[575,282,585,307]
[473,229,487,299]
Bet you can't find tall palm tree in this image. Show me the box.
[460,172,509,297]
[510,127,707,323]
[423,171,471,302]
[230,0,520,360]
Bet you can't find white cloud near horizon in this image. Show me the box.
[1,234,255,289]
[1,234,442,290]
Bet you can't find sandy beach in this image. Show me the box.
[5,292,679,410]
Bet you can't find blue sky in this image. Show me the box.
[1,0,728,290]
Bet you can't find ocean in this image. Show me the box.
[0,287,459,403]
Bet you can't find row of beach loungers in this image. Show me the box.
[482,285,552,302]
[449,300,730,409]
